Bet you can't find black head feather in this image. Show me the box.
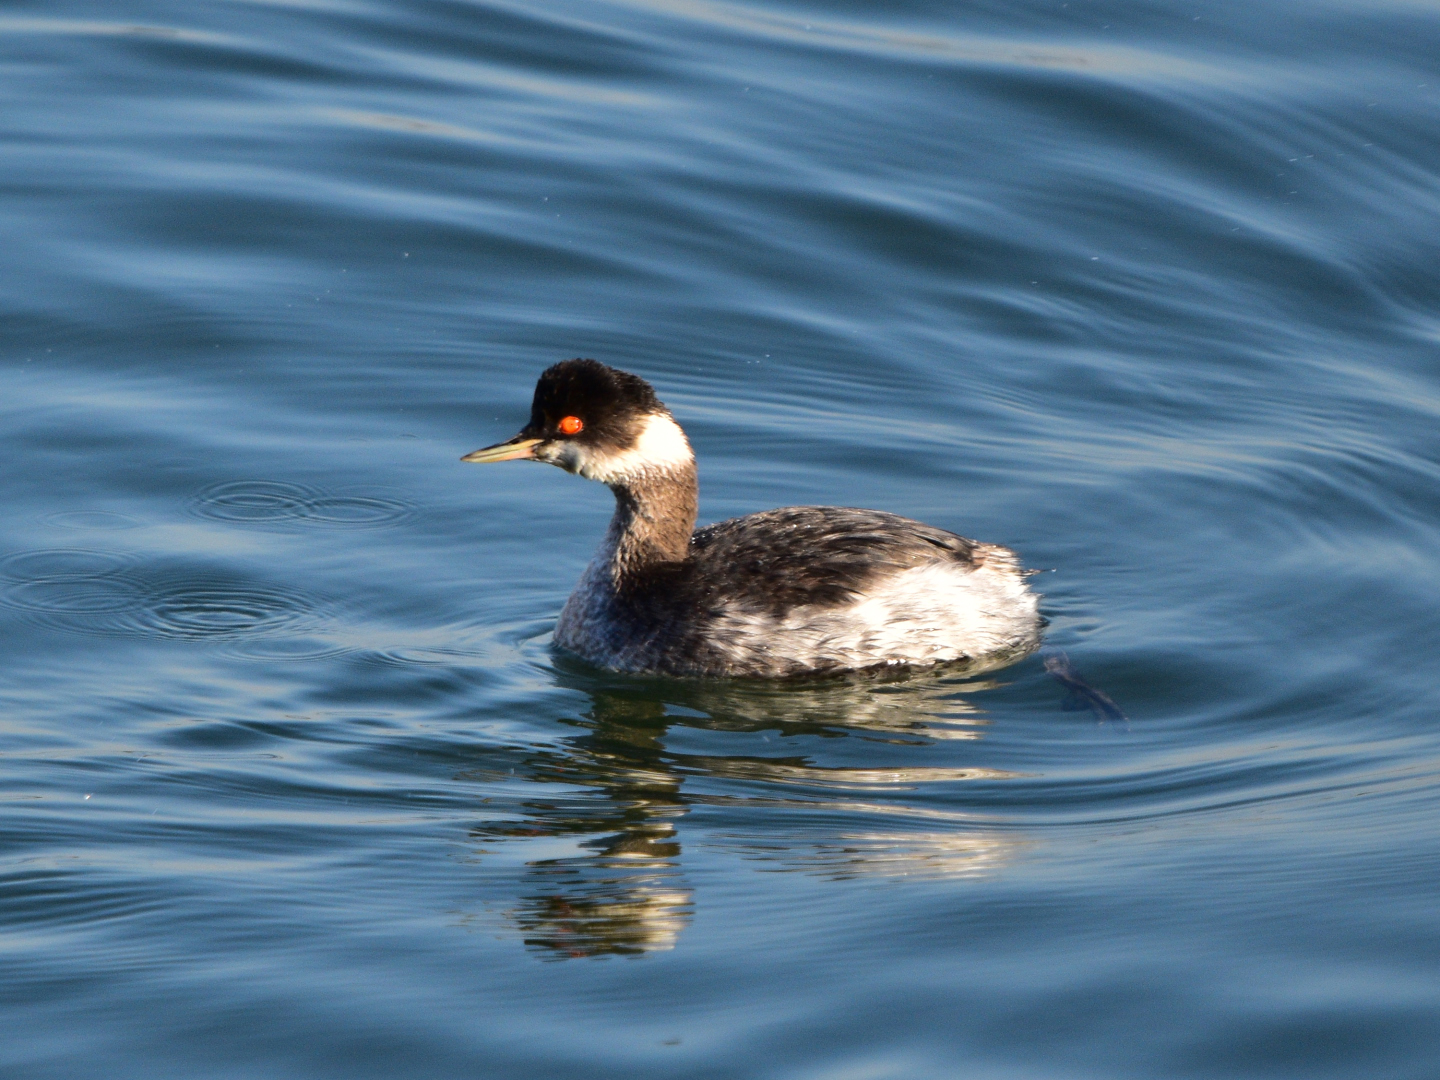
[524,359,665,450]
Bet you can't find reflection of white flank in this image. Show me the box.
[704,760,1024,790]
[583,887,691,953]
[796,831,1017,881]
[742,830,1020,882]
[507,879,694,957]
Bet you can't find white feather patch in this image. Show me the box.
[706,556,1041,673]
[576,412,693,484]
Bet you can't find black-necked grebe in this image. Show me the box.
[463,359,1042,678]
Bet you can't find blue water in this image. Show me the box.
[4,1,1439,1076]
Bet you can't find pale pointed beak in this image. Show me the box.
[461,435,543,463]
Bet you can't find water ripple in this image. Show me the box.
[188,480,324,524]
[0,550,341,658]
[0,547,138,582]
[189,480,415,530]
[119,577,312,640]
[42,510,141,530]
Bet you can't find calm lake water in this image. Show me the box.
[4,1,1439,1076]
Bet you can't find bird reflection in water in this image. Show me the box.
[466,660,1023,959]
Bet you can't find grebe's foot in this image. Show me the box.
[1041,648,1127,725]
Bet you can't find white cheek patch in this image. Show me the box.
[536,441,582,472]
[576,412,693,483]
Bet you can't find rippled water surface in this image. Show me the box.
[4,1,1440,1076]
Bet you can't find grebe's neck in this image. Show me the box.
[605,461,698,572]
[579,411,698,577]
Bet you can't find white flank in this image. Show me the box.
[707,554,1040,673]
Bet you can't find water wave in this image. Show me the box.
[189,480,415,529]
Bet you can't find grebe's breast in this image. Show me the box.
[556,506,1042,679]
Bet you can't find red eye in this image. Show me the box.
[558,415,584,435]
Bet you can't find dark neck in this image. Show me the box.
[603,462,698,576]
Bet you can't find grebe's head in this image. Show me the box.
[462,359,693,484]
